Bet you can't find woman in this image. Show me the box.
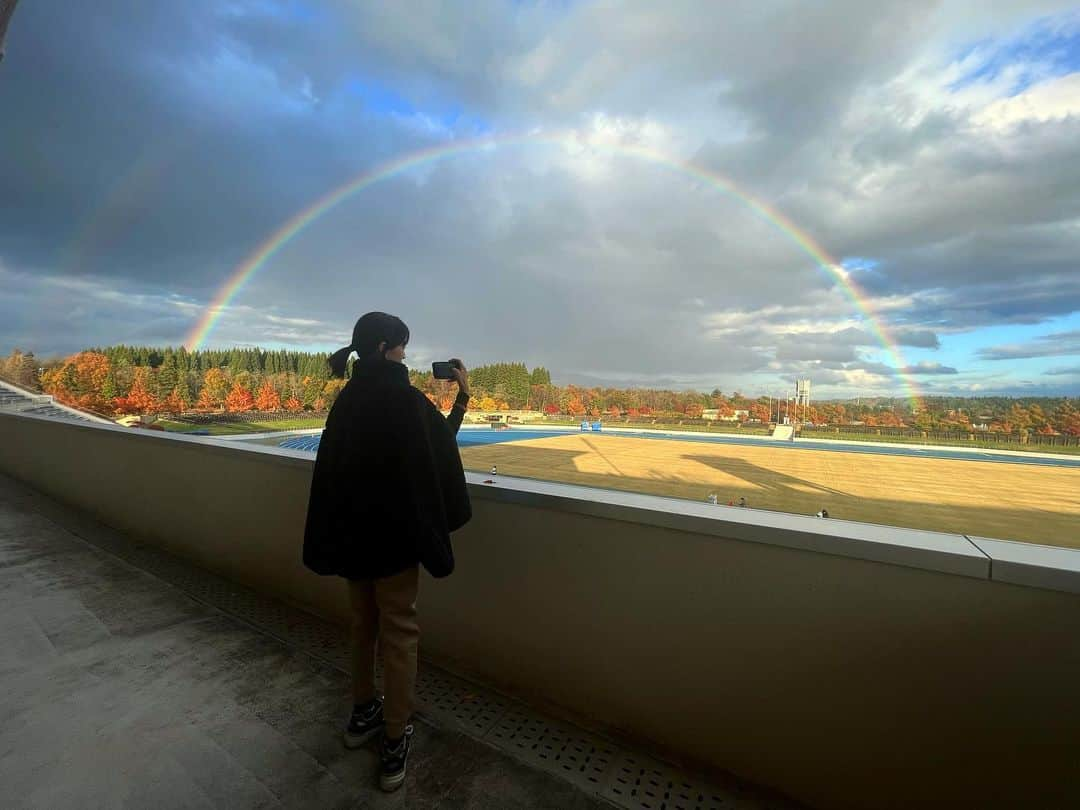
[302,311,472,793]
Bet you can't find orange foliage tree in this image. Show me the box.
[749,403,770,422]
[41,351,114,412]
[114,367,159,414]
[224,382,255,412]
[255,380,281,411]
[162,390,187,414]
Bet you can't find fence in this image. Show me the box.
[800,425,1080,448]
[174,409,329,425]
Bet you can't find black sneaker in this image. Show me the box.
[343,697,384,749]
[379,724,414,792]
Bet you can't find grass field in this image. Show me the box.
[459,433,1080,549]
[158,417,326,435]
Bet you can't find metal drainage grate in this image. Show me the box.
[486,703,620,793]
[415,668,510,737]
[602,751,799,810]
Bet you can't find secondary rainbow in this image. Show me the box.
[184,131,923,409]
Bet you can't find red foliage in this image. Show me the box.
[114,368,159,415]
[255,381,281,412]
[224,383,255,412]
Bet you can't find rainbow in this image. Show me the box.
[184,131,923,409]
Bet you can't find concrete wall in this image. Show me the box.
[2,410,1078,809]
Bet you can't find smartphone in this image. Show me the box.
[432,361,456,380]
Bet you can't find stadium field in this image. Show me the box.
[456,432,1080,550]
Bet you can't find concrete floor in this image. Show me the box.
[0,474,614,809]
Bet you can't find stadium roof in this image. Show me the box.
[0,379,114,425]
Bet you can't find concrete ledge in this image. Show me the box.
[3,409,998,581]
[968,535,1080,594]
[465,471,991,580]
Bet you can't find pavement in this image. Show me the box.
[0,471,805,810]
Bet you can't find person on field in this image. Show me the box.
[302,311,472,793]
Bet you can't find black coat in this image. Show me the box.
[302,356,471,580]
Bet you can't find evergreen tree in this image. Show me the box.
[529,366,552,386]
[156,351,179,398]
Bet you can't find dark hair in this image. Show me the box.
[328,312,410,378]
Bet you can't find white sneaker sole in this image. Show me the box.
[380,768,406,792]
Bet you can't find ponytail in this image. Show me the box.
[328,311,410,379]
[328,346,355,379]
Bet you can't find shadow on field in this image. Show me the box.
[685,454,849,498]
[459,442,1079,549]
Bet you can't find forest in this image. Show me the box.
[2,346,1077,436]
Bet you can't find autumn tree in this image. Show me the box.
[41,352,114,413]
[1053,401,1080,436]
[255,380,281,412]
[114,367,159,414]
[321,378,346,408]
[199,367,230,409]
[749,402,770,422]
[224,382,255,412]
[1007,403,1031,433]
[1,349,40,389]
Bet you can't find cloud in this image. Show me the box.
[891,328,941,348]
[977,329,1080,359]
[899,362,959,375]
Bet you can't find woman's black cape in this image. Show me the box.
[302,357,471,580]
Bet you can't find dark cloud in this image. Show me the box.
[891,328,940,349]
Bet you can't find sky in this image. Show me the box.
[1,0,1078,400]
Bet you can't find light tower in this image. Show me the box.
[795,379,811,426]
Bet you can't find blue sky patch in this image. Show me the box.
[950,11,1080,96]
[342,75,492,135]
[841,256,880,272]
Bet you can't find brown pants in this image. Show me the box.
[347,566,419,739]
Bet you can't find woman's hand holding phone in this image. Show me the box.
[449,358,469,397]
